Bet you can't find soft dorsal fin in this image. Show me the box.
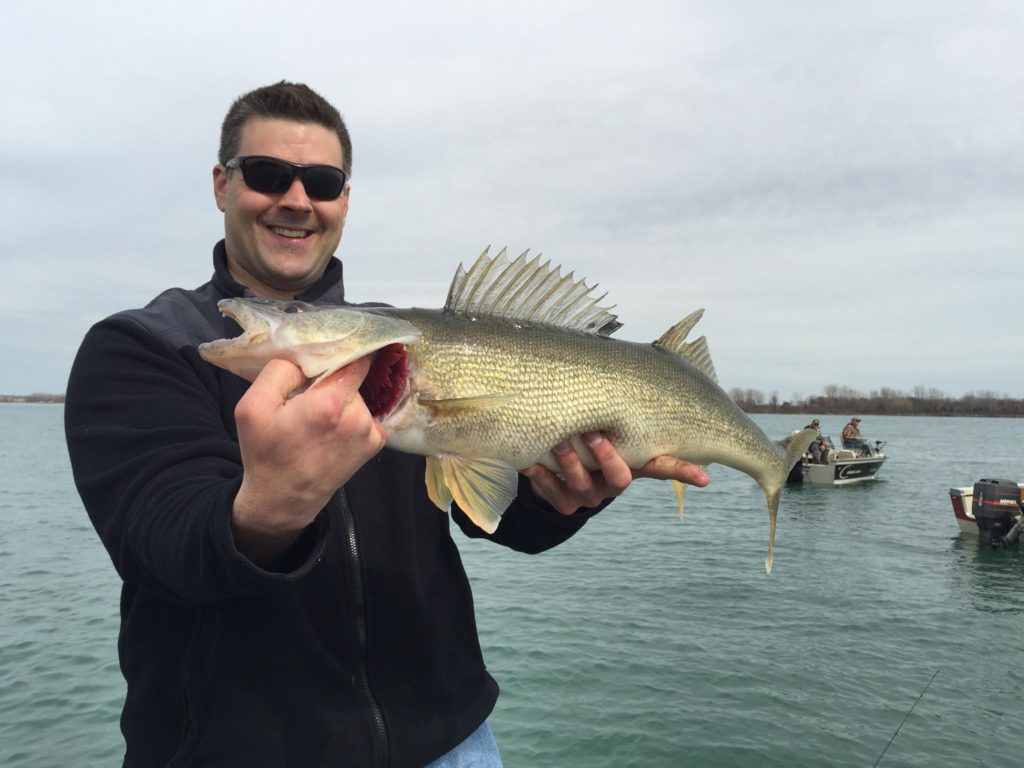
[653,309,719,383]
[444,246,623,335]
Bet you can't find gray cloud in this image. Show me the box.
[2,1,1021,398]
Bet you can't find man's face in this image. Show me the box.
[213,117,349,299]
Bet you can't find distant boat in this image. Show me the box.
[787,434,887,486]
[950,478,1023,545]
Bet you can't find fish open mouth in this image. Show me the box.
[359,343,409,418]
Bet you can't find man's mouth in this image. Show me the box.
[268,225,313,239]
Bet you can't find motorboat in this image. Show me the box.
[950,478,1023,546]
[787,434,887,486]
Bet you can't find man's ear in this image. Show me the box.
[213,164,227,212]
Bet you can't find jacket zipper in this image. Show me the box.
[337,487,389,768]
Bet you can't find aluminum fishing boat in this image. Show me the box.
[788,434,887,486]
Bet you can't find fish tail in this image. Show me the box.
[764,488,781,574]
[762,428,819,573]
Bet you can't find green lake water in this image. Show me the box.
[2,406,1022,766]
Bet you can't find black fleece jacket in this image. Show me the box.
[64,242,601,768]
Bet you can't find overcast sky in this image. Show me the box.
[3,1,1022,401]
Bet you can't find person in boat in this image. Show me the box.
[803,420,831,463]
[816,437,832,463]
[842,417,873,455]
[841,417,862,448]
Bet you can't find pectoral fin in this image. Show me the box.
[419,393,518,415]
[436,454,520,533]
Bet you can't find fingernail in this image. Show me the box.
[553,440,572,455]
[583,432,604,446]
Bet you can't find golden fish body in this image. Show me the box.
[381,307,786,483]
[200,248,816,572]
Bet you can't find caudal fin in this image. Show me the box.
[763,428,819,573]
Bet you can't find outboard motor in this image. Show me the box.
[972,478,1023,548]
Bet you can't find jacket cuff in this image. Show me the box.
[213,481,331,588]
[516,475,609,528]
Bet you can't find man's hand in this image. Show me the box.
[231,358,385,564]
[521,432,710,517]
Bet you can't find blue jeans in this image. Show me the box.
[425,721,503,768]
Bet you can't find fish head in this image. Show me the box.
[199,299,421,416]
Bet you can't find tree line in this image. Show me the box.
[730,384,1024,417]
[0,393,65,403]
[4,386,1023,417]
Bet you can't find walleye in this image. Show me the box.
[199,248,816,572]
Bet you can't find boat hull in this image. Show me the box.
[801,453,887,486]
[950,482,1024,535]
[949,487,978,534]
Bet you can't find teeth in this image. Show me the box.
[271,226,308,238]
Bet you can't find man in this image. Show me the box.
[64,82,707,767]
[842,417,863,449]
[802,419,826,462]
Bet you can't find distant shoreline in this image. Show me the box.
[743,405,1023,419]
[1,395,65,404]
[2,393,1021,418]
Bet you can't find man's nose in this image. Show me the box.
[278,176,313,210]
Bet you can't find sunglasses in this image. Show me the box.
[225,155,348,201]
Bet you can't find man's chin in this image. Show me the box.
[262,259,327,293]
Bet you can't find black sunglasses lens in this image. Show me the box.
[301,166,345,200]
[240,158,345,200]
[241,158,294,194]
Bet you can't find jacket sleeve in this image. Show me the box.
[451,475,608,554]
[64,312,328,606]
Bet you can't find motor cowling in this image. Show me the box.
[972,478,1023,548]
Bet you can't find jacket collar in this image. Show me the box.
[210,240,346,305]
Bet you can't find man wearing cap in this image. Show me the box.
[842,417,863,449]
[804,419,827,463]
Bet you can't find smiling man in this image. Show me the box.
[215,117,350,299]
[64,81,707,767]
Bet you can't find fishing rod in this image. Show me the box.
[872,667,941,767]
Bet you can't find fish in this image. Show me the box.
[199,248,818,572]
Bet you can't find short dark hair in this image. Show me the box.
[219,81,352,178]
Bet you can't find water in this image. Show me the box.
[0,405,125,766]
[2,408,1022,767]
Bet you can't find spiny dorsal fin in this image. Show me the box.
[444,246,622,335]
[653,310,719,383]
